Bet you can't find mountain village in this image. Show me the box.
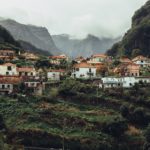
[0,49,149,96]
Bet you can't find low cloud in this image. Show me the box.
[0,0,148,38]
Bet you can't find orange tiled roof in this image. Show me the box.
[132,55,148,62]
[49,55,67,59]
[88,62,105,68]
[17,67,35,72]
[0,76,22,84]
[1,63,16,66]
[74,62,96,68]
[92,54,107,58]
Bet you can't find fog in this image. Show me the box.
[0,0,147,38]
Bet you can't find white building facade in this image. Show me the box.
[0,63,18,76]
[100,76,150,88]
[72,62,97,79]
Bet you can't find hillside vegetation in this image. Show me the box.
[0,25,21,50]
[1,80,150,150]
[107,0,150,57]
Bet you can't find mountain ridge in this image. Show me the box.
[107,0,150,57]
[0,19,61,55]
[52,34,120,58]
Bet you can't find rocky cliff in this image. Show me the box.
[107,0,150,57]
[0,19,60,55]
[0,25,21,50]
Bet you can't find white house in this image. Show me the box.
[132,56,150,68]
[0,63,18,76]
[100,76,150,88]
[72,62,97,79]
[17,67,37,77]
[88,54,108,64]
[47,69,65,81]
[100,77,124,88]
[0,76,22,94]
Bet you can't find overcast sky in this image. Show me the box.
[0,0,148,38]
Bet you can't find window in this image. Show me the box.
[89,68,91,72]
[7,85,10,88]
[76,68,79,71]
[19,72,22,76]
[31,72,33,76]
[7,66,12,71]
[6,72,9,75]
[2,85,5,89]
[135,73,138,76]
[25,72,28,76]
[129,83,132,86]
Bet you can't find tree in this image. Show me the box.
[104,118,128,137]
[132,107,148,125]
[0,114,6,131]
[143,124,150,150]
[120,104,129,118]
[131,49,142,58]
[35,59,52,68]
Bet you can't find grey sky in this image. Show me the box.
[0,0,148,38]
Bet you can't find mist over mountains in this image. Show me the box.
[52,34,120,58]
[0,19,60,55]
[0,18,121,57]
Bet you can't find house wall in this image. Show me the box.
[126,65,140,77]
[25,82,40,88]
[47,72,60,81]
[0,84,13,93]
[0,65,18,75]
[19,70,37,77]
[134,60,150,67]
[72,68,96,78]
[101,77,150,88]
[122,77,136,88]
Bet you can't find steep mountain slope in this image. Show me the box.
[19,40,51,56]
[0,25,21,50]
[0,19,60,55]
[107,0,150,57]
[52,34,120,58]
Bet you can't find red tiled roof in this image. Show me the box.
[0,76,22,84]
[1,63,16,66]
[17,67,35,72]
[49,55,67,59]
[132,55,148,62]
[74,62,96,68]
[92,54,107,58]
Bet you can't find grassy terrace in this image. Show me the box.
[0,83,150,149]
[0,96,125,149]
